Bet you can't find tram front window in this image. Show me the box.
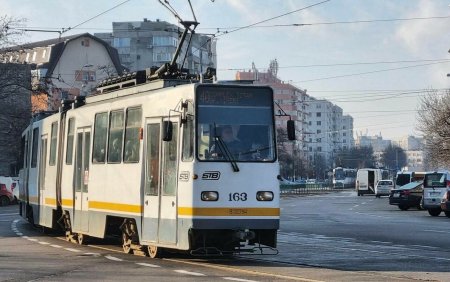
[196,85,276,162]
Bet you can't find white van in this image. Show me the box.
[422,171,450,216]
[356,169,383,196]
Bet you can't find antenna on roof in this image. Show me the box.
[151,0,199,80]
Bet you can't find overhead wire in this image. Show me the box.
[62,0,132,34]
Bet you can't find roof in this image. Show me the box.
[0,33,123,76]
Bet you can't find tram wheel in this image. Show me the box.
[77,233,89,245]
[122,232,133,254]
[147,245,162,258]
[65,230,77,243]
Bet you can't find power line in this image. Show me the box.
[292,60,450,83]
[219,58,450,71]
[200,15,450,31]
[215,0,332,38]
[62,0,132,34]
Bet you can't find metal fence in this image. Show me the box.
[280,184,350,195]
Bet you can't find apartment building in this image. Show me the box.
[95,18,216,74]
[236,64,354,168]
[306,98,353,166]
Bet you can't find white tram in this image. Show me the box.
[19,71,292,257]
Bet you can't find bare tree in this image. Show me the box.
[417,89,450,169]
[381,144,407,170]
[0,15,26,48]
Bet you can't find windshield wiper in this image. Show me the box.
[214,135,240,172]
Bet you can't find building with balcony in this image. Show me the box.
[95,18,216,74]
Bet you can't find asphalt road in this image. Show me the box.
[1,191,450,282]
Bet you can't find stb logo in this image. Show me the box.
[202,171,221,180]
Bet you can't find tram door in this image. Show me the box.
[73,128,91,232]
[142,118,178,244]
[38,136,48,226]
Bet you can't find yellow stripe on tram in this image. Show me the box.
[89,201,141,213]
[45,198,57,205]
[178,207,280,217]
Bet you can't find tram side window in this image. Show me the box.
[182,102,194,161]
[49,122,58,166]
[93,113,108,163]
[20,136,25,169]
[66,118,75,164]
[108,110,124,163]
[31,128,39,168]
[124,107,142,163]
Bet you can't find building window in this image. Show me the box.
[308,121,312,126]
[309,147,312,152]
[316,112,321,117]
[343,139,347,143]
[343,132,347,136]
[317,147,322,152]
[153,36,177,47]
[75,71,96,81]
[317,121,321,126]
[317,129,321,134]
[153,53,172,62]
[317,138,321,143]
[191,46,200,58]
[113,38,130,48]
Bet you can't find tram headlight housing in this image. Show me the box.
[256,191,274,201]
[201,191,219,201]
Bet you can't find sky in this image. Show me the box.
[2,0,450,141]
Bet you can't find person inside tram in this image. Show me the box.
[211,125,245,159]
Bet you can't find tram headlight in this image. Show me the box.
[201,191,219,201]
[256,191,274,201]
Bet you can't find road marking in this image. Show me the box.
[223,278,258,282]
[21,236,29,239]
[16,232,23,236]
[136,262,160,268]
[105,255,123,261]
[13,219,20,223]
[83,252,101,257]
[38,241,50,245]
[65,248,81,253]
[50,245,62,248]
[423,229,450,234]
[174,270,206,276]
[28,238,38,242]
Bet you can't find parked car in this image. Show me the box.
[440,190,450,217]
[0,176,19,203]
[375,180,394,197]
[389,181,423,210]
[0,182,15,206]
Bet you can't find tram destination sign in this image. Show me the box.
[196,85,272,107]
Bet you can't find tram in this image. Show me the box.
[18,65,296,257]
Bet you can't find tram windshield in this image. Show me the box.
[196,85,276,162]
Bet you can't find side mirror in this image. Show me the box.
[163,121,173,141]
[287,120,295,140]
